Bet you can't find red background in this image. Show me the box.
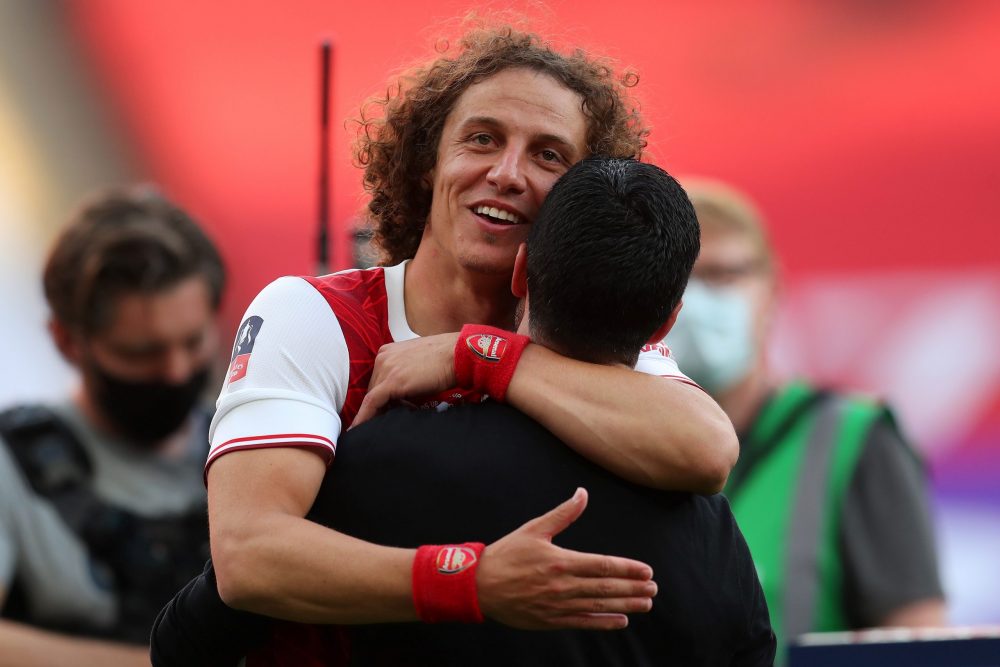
[59,0,1000,624]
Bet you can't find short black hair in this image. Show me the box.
[44,186,226,335]
[525,157,699,367]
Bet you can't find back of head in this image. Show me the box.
[526,157,700,367]
[355,24,649,265]
[44,186,225,336]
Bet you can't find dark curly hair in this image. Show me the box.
[353,25,649,265]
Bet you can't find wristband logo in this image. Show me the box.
[466,334,508,363]
[435,546,478,574]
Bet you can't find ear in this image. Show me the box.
[48,318,82,366]
[646,299,683,344]
[511,243,528,298]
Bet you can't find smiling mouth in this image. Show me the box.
[473,205,522,225]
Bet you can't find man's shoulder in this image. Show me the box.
[341,401,544,451]
[303,266,388,308]
[0,402,93,497]
[0,403,61,433]
[249,269,389,321]
[0,403,80,457]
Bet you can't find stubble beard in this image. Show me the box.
[457,234,516,277]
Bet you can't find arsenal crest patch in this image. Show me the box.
[436,546,478,574]
[227,315,263,384]
[466,333,508,363]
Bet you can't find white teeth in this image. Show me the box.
[474,205,521,224]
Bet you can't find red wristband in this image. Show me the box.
[412,543,486,623]
[454,324,530,402]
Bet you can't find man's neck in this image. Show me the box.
[404,247,518,335]
[714,364,774,437]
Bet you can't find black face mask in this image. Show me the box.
[88,363,210,447]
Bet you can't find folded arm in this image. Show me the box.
[507,344,737,493]
[356,334,738,493]
[208,447,656,628]
[209,447,413,623]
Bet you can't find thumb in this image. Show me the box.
[523,487,588,540]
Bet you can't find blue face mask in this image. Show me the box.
[666,279,754,394]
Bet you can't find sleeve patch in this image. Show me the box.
[227,315,264,384]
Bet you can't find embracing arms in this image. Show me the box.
[355,334,738,493]
[209,446,656,627]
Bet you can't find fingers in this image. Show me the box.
[524,589,655,631]
[521,488,588,539]
[350,387,387,428]
[545,613,630,631]
[553,577,657,602]
[529,592,656,629]
[560,551,654,582]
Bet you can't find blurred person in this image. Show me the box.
[303,157,775,666]
[0,187,224,665]
[154,25,738,666]
[667,178,945,660]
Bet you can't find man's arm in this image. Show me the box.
[355,335,738,493]
[210,446,656,627]
[841,416,947,628]
[506,344,737,493]
[879,599,947,627]
[0,615,148,667]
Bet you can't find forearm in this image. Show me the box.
[506,344,737,492]
[212,511,415,624]
[878,598,947,628]
[209,450,658,632]
[0,620,149,667]
[208,448,416,624]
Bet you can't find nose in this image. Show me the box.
[160,347,197,385]
[487,146,527,195]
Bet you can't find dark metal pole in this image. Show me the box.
[317,40,332,275]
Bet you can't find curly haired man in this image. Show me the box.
[153,26,738,667]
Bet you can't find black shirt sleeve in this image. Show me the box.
[840,415,945,627]
[150,559,268,667]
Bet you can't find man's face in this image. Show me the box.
[425,67,588,275]
[691,226,775,353]
[80,276,218,386]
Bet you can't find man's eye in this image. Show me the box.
[473,133,492,146]
[539,149,560,162]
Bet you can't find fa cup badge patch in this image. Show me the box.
[227,315,263,384]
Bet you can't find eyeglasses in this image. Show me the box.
[692,260,767,288]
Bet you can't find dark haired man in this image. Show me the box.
[0,187,223,665]
[309,157,775,666]
[156,25,738,666]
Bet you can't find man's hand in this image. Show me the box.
[477,488,657,630]
[353,333,459,426]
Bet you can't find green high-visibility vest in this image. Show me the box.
[725,381,890,663]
